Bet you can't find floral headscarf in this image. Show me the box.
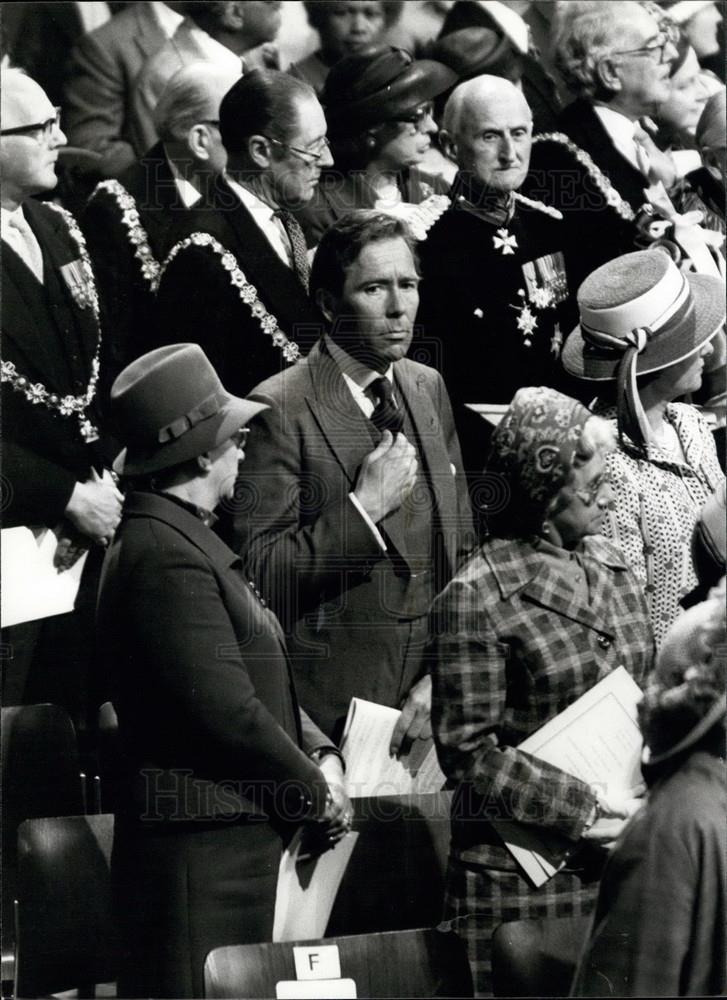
[486,386,591,533]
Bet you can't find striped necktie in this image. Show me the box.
[369,376,404,434]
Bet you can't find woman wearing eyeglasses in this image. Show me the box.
[427,385,654,998]
[297,45,457,246]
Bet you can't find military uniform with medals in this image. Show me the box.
[416,172,586,485]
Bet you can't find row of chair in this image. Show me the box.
[3,703,590,998]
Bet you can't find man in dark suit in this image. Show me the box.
[153,69,331,397]
[133,1,283,156]
[525,0,682,284]
[99,343,349,999]
[64,1,185,177]
[417,75,583,487]
[235,212,475,744]
[81,61,240,388]
[1,69,122,723]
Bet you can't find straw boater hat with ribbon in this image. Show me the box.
[562,249,726,452]
[111,344,267,477]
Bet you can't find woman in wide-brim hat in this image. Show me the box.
[562,248,726,648]
[572,578,726,997]
[296,45,457,246]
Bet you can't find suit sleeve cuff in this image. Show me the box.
[348,492,387,552]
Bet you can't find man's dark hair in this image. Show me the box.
[309,210,419,303]
[219,69,316,153]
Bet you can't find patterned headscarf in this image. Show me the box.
[487,386,592,531]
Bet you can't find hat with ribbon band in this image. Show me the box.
[111,344,268,476]
[562,249,725,452]
[322,45,457,139]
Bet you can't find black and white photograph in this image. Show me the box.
[1,1,725,997]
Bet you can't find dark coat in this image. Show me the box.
[3,1,84,108]
[152,174,324,397]
[80,142,194,379]
[2,199,108,527]
[98,490,334,998]
[235,340,475,739]
[98,490,333,825]
[416,178,585,478]
[525,99,643,288]
[64,1,168,176]
[573,751,726,997]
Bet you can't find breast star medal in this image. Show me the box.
[493,228,518,255]
[511,289,538,346]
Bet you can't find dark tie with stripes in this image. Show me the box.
[369,376,404,434]
[273,208,310,290]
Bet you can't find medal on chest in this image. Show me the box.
[509,251,569,349]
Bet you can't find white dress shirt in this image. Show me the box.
[167,157,203,209]
[224,175,292,267]
[187,24,245,74]
[594,105,702,180]
[594,105,645,173]
[74,1,111,34]
[1,205,44,283]
[150,1,185,38]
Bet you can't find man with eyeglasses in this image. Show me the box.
[153,69,331,403]
[1,69,122,729]
[525,1,683,287]
[80,61,240,385]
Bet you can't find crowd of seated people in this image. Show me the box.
[1,2,725,998]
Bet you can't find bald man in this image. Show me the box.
[416,75,584,500]
[1,69,122,724]
[81,61,241,381]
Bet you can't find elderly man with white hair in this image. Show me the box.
[416,74,583,496]
[525,1,682,284]
[80,61,240,383]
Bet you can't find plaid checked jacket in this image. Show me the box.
[429,534,654,869]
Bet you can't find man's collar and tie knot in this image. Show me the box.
[369,375,404,434]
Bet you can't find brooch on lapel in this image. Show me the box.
[60,259,94,310]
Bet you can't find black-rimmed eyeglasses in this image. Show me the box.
[1,107,62,141]
[264,135,331,164]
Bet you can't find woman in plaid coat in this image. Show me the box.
[428,387,654,997]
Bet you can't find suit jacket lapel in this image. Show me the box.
[304,342,375,489]
[2,247,71,384]
[395,362,458,573]
[27,201,99,371]
[133,1,167,59]
[570,102,647,207]
[212,176,315,329]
